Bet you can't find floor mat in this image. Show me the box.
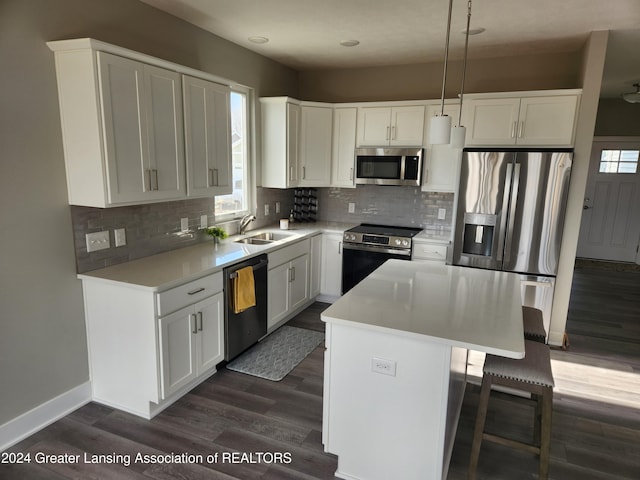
[226,325,325,381]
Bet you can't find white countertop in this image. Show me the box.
[78,221,355,291]
[321,259,525,358]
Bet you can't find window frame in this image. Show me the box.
[214,84,255,222]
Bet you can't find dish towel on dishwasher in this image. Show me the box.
[233,266,256,313]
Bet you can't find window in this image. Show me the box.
[599,149,639,174]
[214,90,251,217]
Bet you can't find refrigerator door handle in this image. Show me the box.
[497,163,513,262]
[504,163,521,263]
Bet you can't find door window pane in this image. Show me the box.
[599,149,639,174]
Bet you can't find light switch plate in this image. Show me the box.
[437,208,447,220]
[348,202,355,213]
[114,228,126,247]
[200,215,208,229]
[86,231,110,252]
[275,202,281,214]
[264,204,270,216]
[181,217,189,232]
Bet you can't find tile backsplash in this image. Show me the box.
[71,185,453,273]
[317,186,455,235]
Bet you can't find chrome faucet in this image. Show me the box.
[239,214,256,235]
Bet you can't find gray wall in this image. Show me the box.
[299,51,582,102]
[595,98,640,135]
[0,0,297,426]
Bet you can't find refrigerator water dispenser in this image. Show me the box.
[461,213,497,257]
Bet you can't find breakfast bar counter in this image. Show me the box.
[321,260,524,480]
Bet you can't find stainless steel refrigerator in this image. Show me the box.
[452,149,573,337]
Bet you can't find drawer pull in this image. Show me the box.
[187,287,205,295]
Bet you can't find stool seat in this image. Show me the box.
[523,306,547,343]
[484,338,554,387]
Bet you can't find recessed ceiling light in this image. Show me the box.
[462,27,486,36]
[248,36,269,44]
[340,40,360,47]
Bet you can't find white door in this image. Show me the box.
[289,254,310,311]
[577,139,640,263]
[267,263,290,329]
[517,95,578,146]
[195,293,224,373]
[299,106,332,186]
[390,106,425,146]
[159,306,197,398]
[357,107,392,146]
[183,75,232,197]
[462,97,520,146]
[331,107,357,187]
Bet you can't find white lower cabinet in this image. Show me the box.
[267,239,311,331]
[158,292,223,398]
[80,271,224,419]
[320,233,343,300]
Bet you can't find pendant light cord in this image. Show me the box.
[439,0,454,116]
[457,0,472,126]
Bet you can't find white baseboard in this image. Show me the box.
[0,381,91,452]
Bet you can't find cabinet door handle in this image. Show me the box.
[517,121,524,138]
[146,169,152,191]
[302,166,306,179]
[349,167,354,181]
[197,311,203,331]
[338,241,342,254]
[291,266,296,282]
[187,287,205,295]
[391,125,396,140]
[213,168,219,186]
[386,126,390,141]
[208,168,214,187]
[191,313,198,334]
[511,121,517,138]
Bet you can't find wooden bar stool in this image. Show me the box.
[523,306,546,343]
[469,340,554,480]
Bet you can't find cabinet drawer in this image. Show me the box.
[412,243,448,262]
[268,238,310,268]
[157,272,223,316]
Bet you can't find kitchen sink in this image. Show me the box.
[234,231,295,245]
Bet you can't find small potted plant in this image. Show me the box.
[206,226,228,246]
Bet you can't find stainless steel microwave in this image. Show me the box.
[355,147,423,186]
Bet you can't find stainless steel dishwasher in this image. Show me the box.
[223,254,268,361]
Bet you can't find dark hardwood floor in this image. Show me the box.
[3,267,639,479]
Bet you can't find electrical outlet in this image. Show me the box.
[181,217,189,232]
[86,231,110,252]
[275,202,281,214]
[348,202,355,214]
[264,204,270,216]
[200,215,208,229]
[114,228,126,247]
[371,357,397,377]
[438,208,447,220]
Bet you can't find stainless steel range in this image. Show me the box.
[342,223,422,294]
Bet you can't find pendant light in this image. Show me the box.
[450,0,473,148]
[429,0,455,145]
[622,83,640,104]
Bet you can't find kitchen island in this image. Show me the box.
[321,260,524,480]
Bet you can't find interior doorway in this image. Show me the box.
[577,137,640,263]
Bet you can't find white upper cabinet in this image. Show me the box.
[183,75,232,197]
[48,38,240,207]
[463,93,580,146]
[356,105,425,147]
[261,98,300,188]
[299,105,333,186]
[331,107,357,188]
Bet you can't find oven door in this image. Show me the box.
[342,244,411,294]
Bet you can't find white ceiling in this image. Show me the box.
[140,0,640,98]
